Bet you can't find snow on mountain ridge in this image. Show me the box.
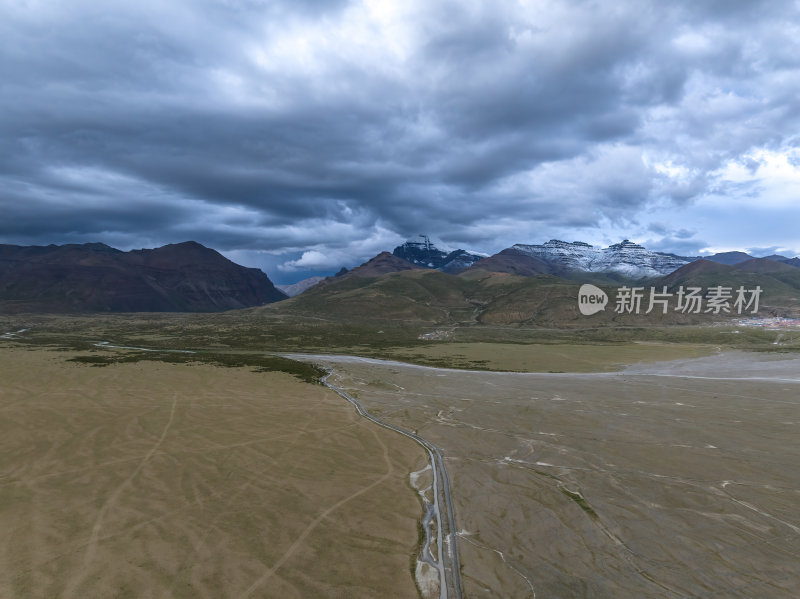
[393,236,485,273]
[511,239,693,278]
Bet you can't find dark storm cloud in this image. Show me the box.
[2,0,800,279]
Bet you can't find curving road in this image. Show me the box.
[317,369,463,599]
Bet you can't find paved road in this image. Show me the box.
[316,367,463,599]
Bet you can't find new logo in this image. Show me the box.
[578,284,608,315]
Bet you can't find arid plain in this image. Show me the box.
[312,351,800,598]
[2,320,800,598]
[0,347,425,599]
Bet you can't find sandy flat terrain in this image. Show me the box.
[315,351,800,598]
[0,347,425,599]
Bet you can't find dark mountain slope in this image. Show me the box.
[704,251,754,265]
[464,248,553,276]
[658,259,735,286]
[338,252,422,279]
[655,259,800,314]
[272,266,694,326]
[735,258,800,289]
[0,241,286,313]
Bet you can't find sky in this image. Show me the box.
[2,0,800,283]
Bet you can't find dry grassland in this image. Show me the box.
[319,352,800,598]
[386,341,717,372]
[0,347,425,599]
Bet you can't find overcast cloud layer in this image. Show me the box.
[2,0,800,282]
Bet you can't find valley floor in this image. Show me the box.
[3,323,799,598]
[306,351,800,598]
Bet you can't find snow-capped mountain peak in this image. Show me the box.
[393,236,485,273]
[511,239,693,278]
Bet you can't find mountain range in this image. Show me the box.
[2,237,799,315]
[275,255,800,325]
[387,237,800,283]
[0,241,286,313]
[704,250,800,269]
[509,239,693,278]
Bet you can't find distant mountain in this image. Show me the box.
[277,276,324,297]
[736,257,799,274]
[784,258,800,268]
[273,255,800,326]
[335,252,421,279]
[763,254,800,268]
[704,252,800,268]
[704,251,755,265]
[306,252,422,295]
[735,258,800,289]
[509,239,693,278]
[0,241,287,313]
[263,235,800,325]
[393,236,484,273]
[655,258,800,316]
[274,265,747,326]
[465,248,553,276]
[277,267,580,325]
[658,259,736,287]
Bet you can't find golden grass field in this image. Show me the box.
[0,347,425,599]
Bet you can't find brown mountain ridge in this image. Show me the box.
[0,241,287,313]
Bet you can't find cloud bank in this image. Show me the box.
[2,0,799,281]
